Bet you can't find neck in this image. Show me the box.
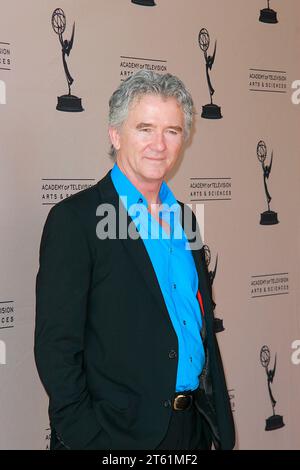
[141,184,162,207]
[116,160,162,207]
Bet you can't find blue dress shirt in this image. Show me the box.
[111,163,205,392]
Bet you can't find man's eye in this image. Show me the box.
[140,128,151,132]
[168,129,178,135]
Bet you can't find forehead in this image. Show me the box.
[127,94,183,119]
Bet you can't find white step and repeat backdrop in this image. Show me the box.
[0,0,299,450]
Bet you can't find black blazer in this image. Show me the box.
[34,170,235,450]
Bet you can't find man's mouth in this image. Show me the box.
[144,156,165,161]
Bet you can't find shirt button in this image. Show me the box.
[170,247,173,253]
[138,197,143,203]
[190,357,193,363]
[168,350,177,359]
[173,283,176,290]
[183,320,186,326]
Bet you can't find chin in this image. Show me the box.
[143,166,167,178]
[142,164,169,180]
[142,174,163,182]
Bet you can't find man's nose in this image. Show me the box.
[151,132,167,151]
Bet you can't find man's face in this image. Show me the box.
[109,94,185,185]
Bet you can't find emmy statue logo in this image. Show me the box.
[259,1,278,24]
[257,140,279,225]
[260,346,285,431]
[51,8,84,112]
[198,28,222,120]
[131,0,156,6]
[204,245,224,333]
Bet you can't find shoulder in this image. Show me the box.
[41,180,103,244]
[50,183,100,216]
[177,199,198,232]
[41,171,115,242]
[177,199,204,251]
[46,170,113,224]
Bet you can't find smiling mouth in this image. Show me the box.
[144,157,166,161]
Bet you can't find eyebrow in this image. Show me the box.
[136,122,183,132]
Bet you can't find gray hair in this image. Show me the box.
[108,70,195,158]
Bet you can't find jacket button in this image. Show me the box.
[168,350,177,359]
[163,400,171,408]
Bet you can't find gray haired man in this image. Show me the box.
[35,70,235,450]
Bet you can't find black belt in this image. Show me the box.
[172,389,196,411]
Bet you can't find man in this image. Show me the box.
[34,70,235,450]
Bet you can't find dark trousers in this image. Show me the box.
[50,402,211,450]
[156,402,211,450]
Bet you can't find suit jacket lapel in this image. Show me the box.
[119,203,171,321]
[97,171,171,322]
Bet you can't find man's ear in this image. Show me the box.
[108,127,121,151]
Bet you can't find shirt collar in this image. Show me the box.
[111,162,180,213]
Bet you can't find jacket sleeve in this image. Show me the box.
[34,202,104,449]
[189,207,235,450]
